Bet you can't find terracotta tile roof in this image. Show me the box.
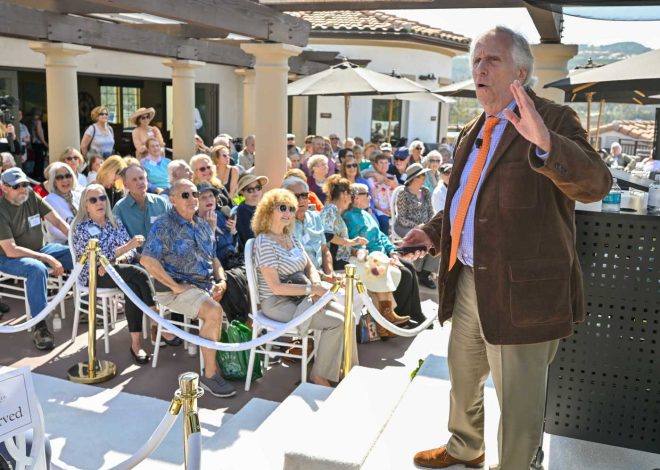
[288,10,470,48]
[592,120,655,141]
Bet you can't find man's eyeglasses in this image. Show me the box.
[196,165,212,173]
[244,185,262,194]
[55,173,73,181]
[330,137,340,141]
[277,204,296,213]
[354,192,369,197]
[293,192,309,200]
[393,155,408,161]
[179,191,200,199]
[8,182,30,190]
[344,163,358,169]
[88,195,108,204]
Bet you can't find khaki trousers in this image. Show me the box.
[446,267,558,470]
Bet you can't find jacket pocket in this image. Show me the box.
[508,258,571,327]
[498,163,538,209]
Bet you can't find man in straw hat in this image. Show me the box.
[400,26,611,469]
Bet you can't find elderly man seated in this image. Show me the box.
[140,178,235,398]
[605,142,632,169]
[0,168,73,349]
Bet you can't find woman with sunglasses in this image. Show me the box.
[130,107,164,159]
[80,106,115,159]
[210,145,239,199]
[96,155,127,209]
[340,155,369,187]
[253,188,358,386]
[43,163,80,244]
[408,140,425,165]
[235,174,268,251]
[58,148,87,188]
[72,184,154,364]
[190,153,232,207]
[320,175,367,270]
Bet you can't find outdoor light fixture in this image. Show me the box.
[524,1,660,21]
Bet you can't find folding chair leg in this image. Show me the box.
[245,327,260,391]
[152,322,163,368]
[264,343,272,369]
[301,336,308,384]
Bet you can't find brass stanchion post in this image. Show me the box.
[176,372,204,469]
[341,264,356,379]
[68,239,117,383]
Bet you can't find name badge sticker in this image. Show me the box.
[150,216,159,224]
[87,225,101,237]
[28,214,41,228]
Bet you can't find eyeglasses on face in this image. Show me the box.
[244,185,262,194]
[8,182,30,190]
[344,163,358,169]
[293,192,309,200]
[65,156,79,162]
[98,112,108,116]
[179,191,200,200]
[330,137,339,141]
[88,195,108,204]
[355,192,369,196]
[196,165,212,173]
[55,173,73,181]
[394,155,408,161]
[139,115,150,120]
[277,204,296,213]
[428,159,442,163]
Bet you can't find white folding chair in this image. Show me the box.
[68,230,124,354]
[244,238,320,392]
[389,185,405,242]
[151,303,205,373]
[0,269,68,325]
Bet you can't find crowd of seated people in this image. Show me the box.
[1,118,460,396]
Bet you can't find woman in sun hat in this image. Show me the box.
[130,107,164,158]
[234,173,269,251]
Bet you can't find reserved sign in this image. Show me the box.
[0,367,37,442]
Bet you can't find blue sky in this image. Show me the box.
[385,8,660,49]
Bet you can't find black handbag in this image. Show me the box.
[279,272,311,303]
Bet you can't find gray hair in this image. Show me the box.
[350,182,369,196]
[282,176,309,191]
[45,162,78,193]
[167,159,192,183]
[409,140,425,154]
[1,152,15,169]
[244,134,256,146]
[422,150,442,168]
[306,154,328,170]
[170,178,196,196]
[471,26,535,87]
[120,164,145,182]
[71,184,118,233]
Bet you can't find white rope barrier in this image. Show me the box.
[186,433,202,470]
[359,290,436,336]
[103,263,336,352]
[107,409,179,470]
[0,262,84,334]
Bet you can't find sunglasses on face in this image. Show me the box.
[88,195,108,204]
[179,191,200,199]
[139,115,150,120]
[293,192,309,200]
[429,159,442,163]
[55,173,73,181]
[277,204,296,213]
[244,185,262,194]
[354,192,369,197]
[330,137,339,141]
[65,156,79,162]
[344,163,358,169]
[196,165,212,173]
[8,182,30,190]
[394,155,408,161]
[98,112,108,116]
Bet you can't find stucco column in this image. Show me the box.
[291,96,309,144]
[240,43,302,188]
[531,43,578,103]
[29,42,90,160]
[235,68,257,138]
[163,59,205,160]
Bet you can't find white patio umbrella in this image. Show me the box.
[287,60,424,139]
[433,79,476,98]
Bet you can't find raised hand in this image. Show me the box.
[503,80,552,153]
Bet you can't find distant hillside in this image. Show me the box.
[451,42,651,81]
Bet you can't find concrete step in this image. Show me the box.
[361,354,500,470]
[217,382,333,470]
[284,365,411,470]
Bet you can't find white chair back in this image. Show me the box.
[389,185,405,240]
[244,238,260,315]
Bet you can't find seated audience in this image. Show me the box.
[367,152,398,234]
[422,150,443,192]
[85,154,103,184]
[234,174,268,251]
[211,145,239,199]
[605,142,632,169]
[190,153,232,207]
[197,183,249,323]
[141,179,236,398]
[320,175,367,270]
[394,164,438,288]
[253,188,358,385]
[409,140,425,165]
[306,154,330,204]
[343,182,424,325]
[0,168,73,350]
[44,162,80,244]
[284,169,323,211]
[72,184,156,364]
[96,155,127,208]
[282,177,334,281]
[59,147,88,188]
[140,138,171,193]
[391,147,410,184]
[237,134,256,171]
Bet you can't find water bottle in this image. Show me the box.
[52,312,62,332]
[648,175,660,213]
[602,178,622,213]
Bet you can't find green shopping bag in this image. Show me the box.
[217,320,263,381]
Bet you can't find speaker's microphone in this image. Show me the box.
[475,138,483,149]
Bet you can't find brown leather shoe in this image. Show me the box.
[413,445,485,469]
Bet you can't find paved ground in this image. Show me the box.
[0,284,439,413]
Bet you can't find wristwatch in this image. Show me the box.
[305,284,312,295]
